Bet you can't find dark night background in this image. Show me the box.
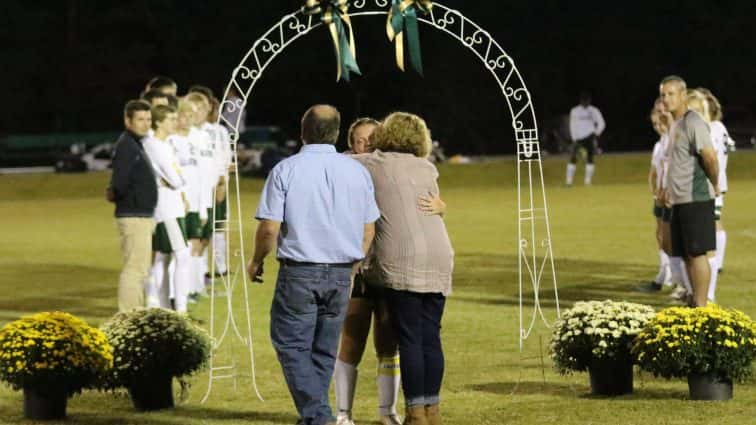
[2,1,756,155]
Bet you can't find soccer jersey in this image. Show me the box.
[651,134,668,190]
[710,120,730,193]
[666,111,715,205]
[170,132,202,215]
[193,126,216,213]
[201,122,233,183]
[143,135,186,223]
[569,104,605,141]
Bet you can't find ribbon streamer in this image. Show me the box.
[303,0,361,82]
[386,0,432,75]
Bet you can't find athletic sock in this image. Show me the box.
[566,163,576,185]
[151,252,171,308]
[655,250,671,286]
[670,256,692,294]
[168,256,176,300]
[198,250,209,293]
[213,232,228,275]
[585,164,595,185]
[173,248,192,313]
[334,359,357,417]
[716,230,726,272]
[707,256,718,303]
[377,355,401,417]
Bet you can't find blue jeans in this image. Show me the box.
[270,262,352,425]
[385,289,446,407]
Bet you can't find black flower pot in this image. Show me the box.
[688,373,733,401]
[588,355,633,396]
[23,386,67,420]
[128,374,174,411]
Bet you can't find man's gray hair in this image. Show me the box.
[659,75,687,90]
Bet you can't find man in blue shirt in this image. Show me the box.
[247,105,380,425]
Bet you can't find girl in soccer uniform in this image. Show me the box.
[648,109,671,289]
[699,88,732,279]
[143,104,193,313]
[334,118,447,425]
[185,92,216,295]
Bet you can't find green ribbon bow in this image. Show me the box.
[386,0,433,75]
[303,0,361,82]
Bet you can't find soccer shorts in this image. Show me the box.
[185,212,203,240]
[152,217,188,254]
[670,200,715,257]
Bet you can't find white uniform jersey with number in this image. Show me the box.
[201,122,232,183]
[143,136,186,223]
[169,133,201,214]
[709,120,731,193]
[192,126,216,213]
[651,134,668,190]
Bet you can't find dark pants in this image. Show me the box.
[270,262,352,425]
[570,135,596,164]
[385,289,446,407]
[670,200,716,257]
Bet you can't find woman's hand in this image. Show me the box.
[418,192,446,216]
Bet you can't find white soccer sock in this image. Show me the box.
[585,164,595,185]
[566,163,576,185]
[192,255,205,294]
[707,256,718,303]
[198,250,209,293]
[168,256,176,300]
[151,253,171,309]
[213,232,228,275]
[145,258,160,308]
[655,250,671,286]
[670,256,692,294]
[334,359,357,417]
[377,355,401,417]
[716,230,726,272]
[173,248,192,313]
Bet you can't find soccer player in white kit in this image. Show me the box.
[142,105,193,313]
[189,86,233,282]
[699,88,732,279]
[185,92,216,295]
[647,108,671,290]
[567,91,605,186]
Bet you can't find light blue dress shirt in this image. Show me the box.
[255,144,381,263]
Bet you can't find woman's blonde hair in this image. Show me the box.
[697,87,722,122]
[687,89,710,122]
[370,112,431,158]
[347,117,380,148]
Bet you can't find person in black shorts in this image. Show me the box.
[659,76,719,307]
[566,91,605,186]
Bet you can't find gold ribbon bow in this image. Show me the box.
[304,0,361,81]
[386,0,433,74]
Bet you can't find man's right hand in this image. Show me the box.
[246,258,264,283]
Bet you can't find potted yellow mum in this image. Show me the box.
[0,312,113,420]
[632,304,756,400]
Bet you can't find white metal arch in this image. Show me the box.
[206,0,560,402]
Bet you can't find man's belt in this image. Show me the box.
[279,258,354,268]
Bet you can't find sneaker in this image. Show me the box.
[637,281,662,292]
[669,286,689,300]
[380,414,402,425]
[335,413,355,425]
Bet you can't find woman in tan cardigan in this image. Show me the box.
[353,112,454,425]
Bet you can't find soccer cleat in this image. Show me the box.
[636,282,662,292]
[335,413,355,425]
[381,413,403,425]
[669,286,689,300]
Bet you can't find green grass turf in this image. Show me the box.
[1,151,755,424]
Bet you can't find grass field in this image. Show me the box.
[1,152,756,425]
